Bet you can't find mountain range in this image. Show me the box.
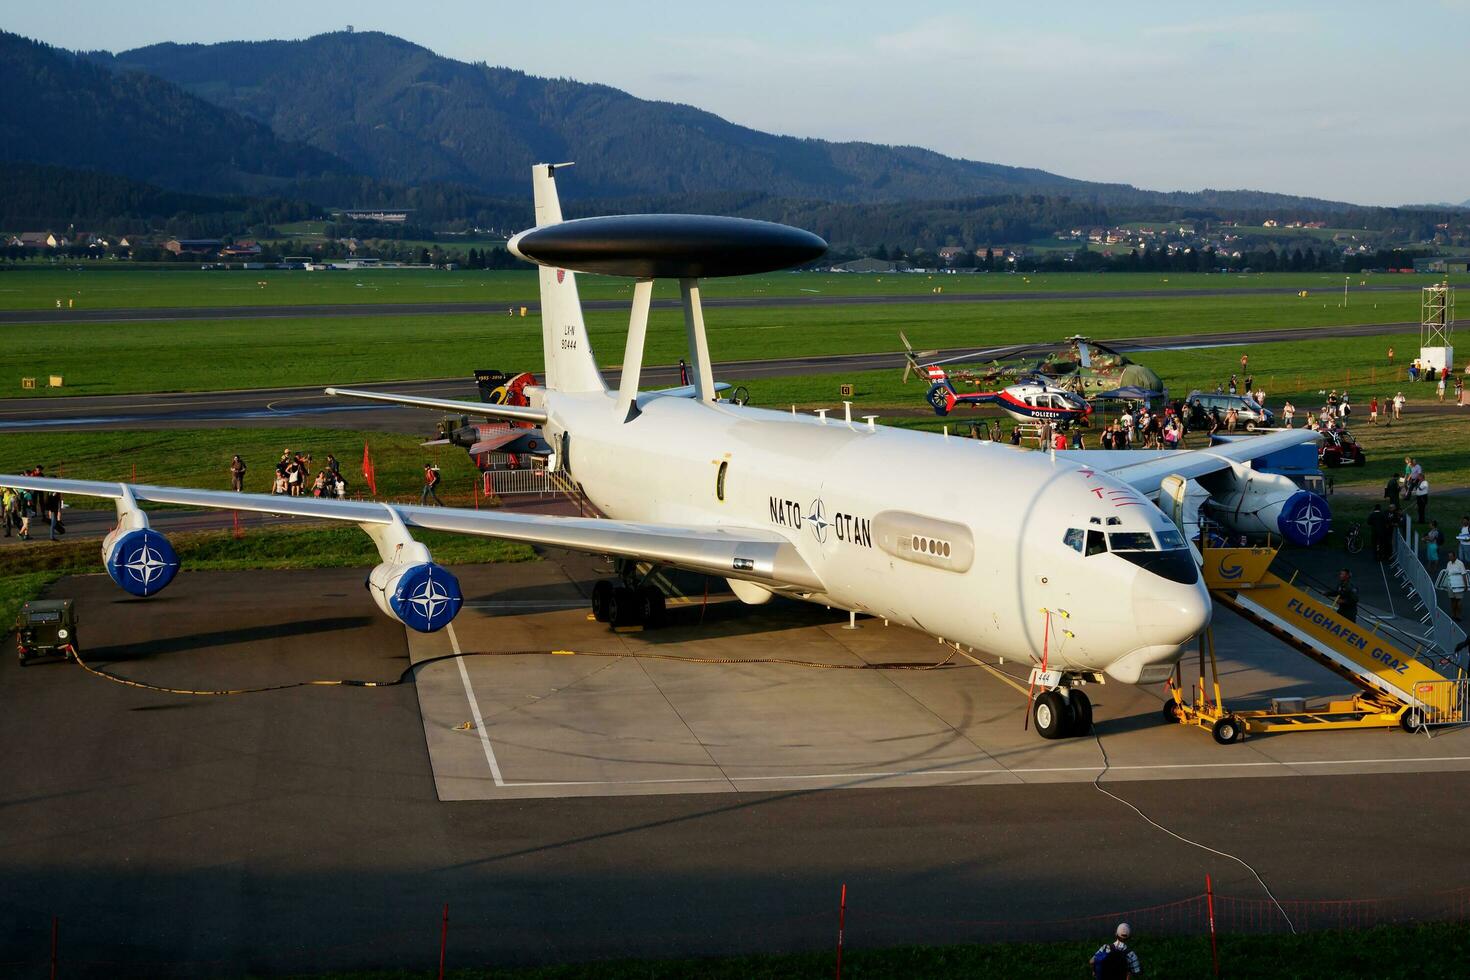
[1,29,1463,245]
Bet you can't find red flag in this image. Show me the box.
[362,442,377,496]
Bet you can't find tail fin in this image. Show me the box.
[528,163,605,394]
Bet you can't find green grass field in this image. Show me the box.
[0,427,487,504]
[6,289,1424,397]
[281,921,1467,979]
[0,265,1450,311]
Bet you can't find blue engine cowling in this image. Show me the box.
[1277,490,1332,547]
[372,561,464,633]
[103,528,180,597]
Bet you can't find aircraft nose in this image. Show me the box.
[1131,566,1211,647]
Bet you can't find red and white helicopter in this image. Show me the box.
[903,335,1093,426]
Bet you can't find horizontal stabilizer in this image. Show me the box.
[640,382,732,403]
[325,387,548,424]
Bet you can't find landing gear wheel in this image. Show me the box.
[1161,699,1182,724]
[1068,689,1093,736]
[1033,691,1070,740]
[636,587,665,628]
[607,587,639,628]
[1400,707,1428,732]
[1212,715,1243,745]
[591,580,614,623]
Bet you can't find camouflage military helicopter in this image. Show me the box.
[901,333,1167,401]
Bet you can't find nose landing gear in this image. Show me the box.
[1032,681,1095,739]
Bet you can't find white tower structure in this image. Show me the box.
[1420,281,1455,373]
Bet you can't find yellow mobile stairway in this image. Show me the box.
[1166,545,1468,743]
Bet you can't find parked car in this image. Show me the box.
[1186,391,1275,429]
[1319,428,1366,467]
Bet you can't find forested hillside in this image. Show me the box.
[0,32,357,196]
[90,31,1328,209]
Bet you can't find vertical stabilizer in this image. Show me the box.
[523,163,605,393]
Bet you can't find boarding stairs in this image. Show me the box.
[1183,545,1469,736]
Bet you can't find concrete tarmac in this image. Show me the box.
[4,556,1469,976]
[0,319,1420,433]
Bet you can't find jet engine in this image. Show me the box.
[367,560,464,633]
[101,525,180,597]
[1202,466,1331,546]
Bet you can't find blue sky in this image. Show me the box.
[9,1,1469,206]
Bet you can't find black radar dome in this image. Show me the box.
[509,214,828,279]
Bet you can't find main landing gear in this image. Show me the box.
[590,559,666,629]
[1032,685,1094,740]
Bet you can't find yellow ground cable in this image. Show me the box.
[67,644,970,696]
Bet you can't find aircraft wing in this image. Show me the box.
[0,475,822,592]
[1067,428,1318,495]
[325,387,549,424]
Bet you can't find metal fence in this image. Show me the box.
[1410,678,1470,726]
[481,457,583,501]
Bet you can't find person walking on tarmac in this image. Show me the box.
[1090,922,1141,978]
[420,461,444,506]
[1326,569,1360,623]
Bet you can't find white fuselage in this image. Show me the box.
[545,390,1211,684]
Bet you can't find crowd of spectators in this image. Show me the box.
[1,466,64,541]
[260,450,348,498]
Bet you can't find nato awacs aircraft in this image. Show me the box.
[0,164,1332,740]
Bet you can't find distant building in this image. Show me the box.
[1414,256,1470,274]
[338,209,412,224]
[165,238,223,257]
[831,257,905,273]
[15,232,61,248]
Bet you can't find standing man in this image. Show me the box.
[1387,344,1395,365]
[230,454,246,492]
[1090,923,1141,978]
[1443,551,1467,620]
[1392,391,1405,422]
[1240,352,1249,374]
[1367,503,1387,562]
[1415,475,1431,524]
[1326,569,1360,623]
[421,461,444,506]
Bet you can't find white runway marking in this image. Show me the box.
[491,754,1470,789]
[448,622,504,786]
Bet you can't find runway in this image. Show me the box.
[0,319,1418,433]
[0,283,1421,325]
[3,553,1468,975]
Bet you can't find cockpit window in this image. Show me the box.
[1063,528,1084,553]
[1157,527,1186,550]
[1085,529,1107,556]
[1109,532,1157,552]
[1114,548,1200,585]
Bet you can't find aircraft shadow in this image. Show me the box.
[86,616,376,663]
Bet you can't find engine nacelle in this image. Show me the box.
[1204,467,1331,546]
[367,561,463,633]
[102,527,180,597]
